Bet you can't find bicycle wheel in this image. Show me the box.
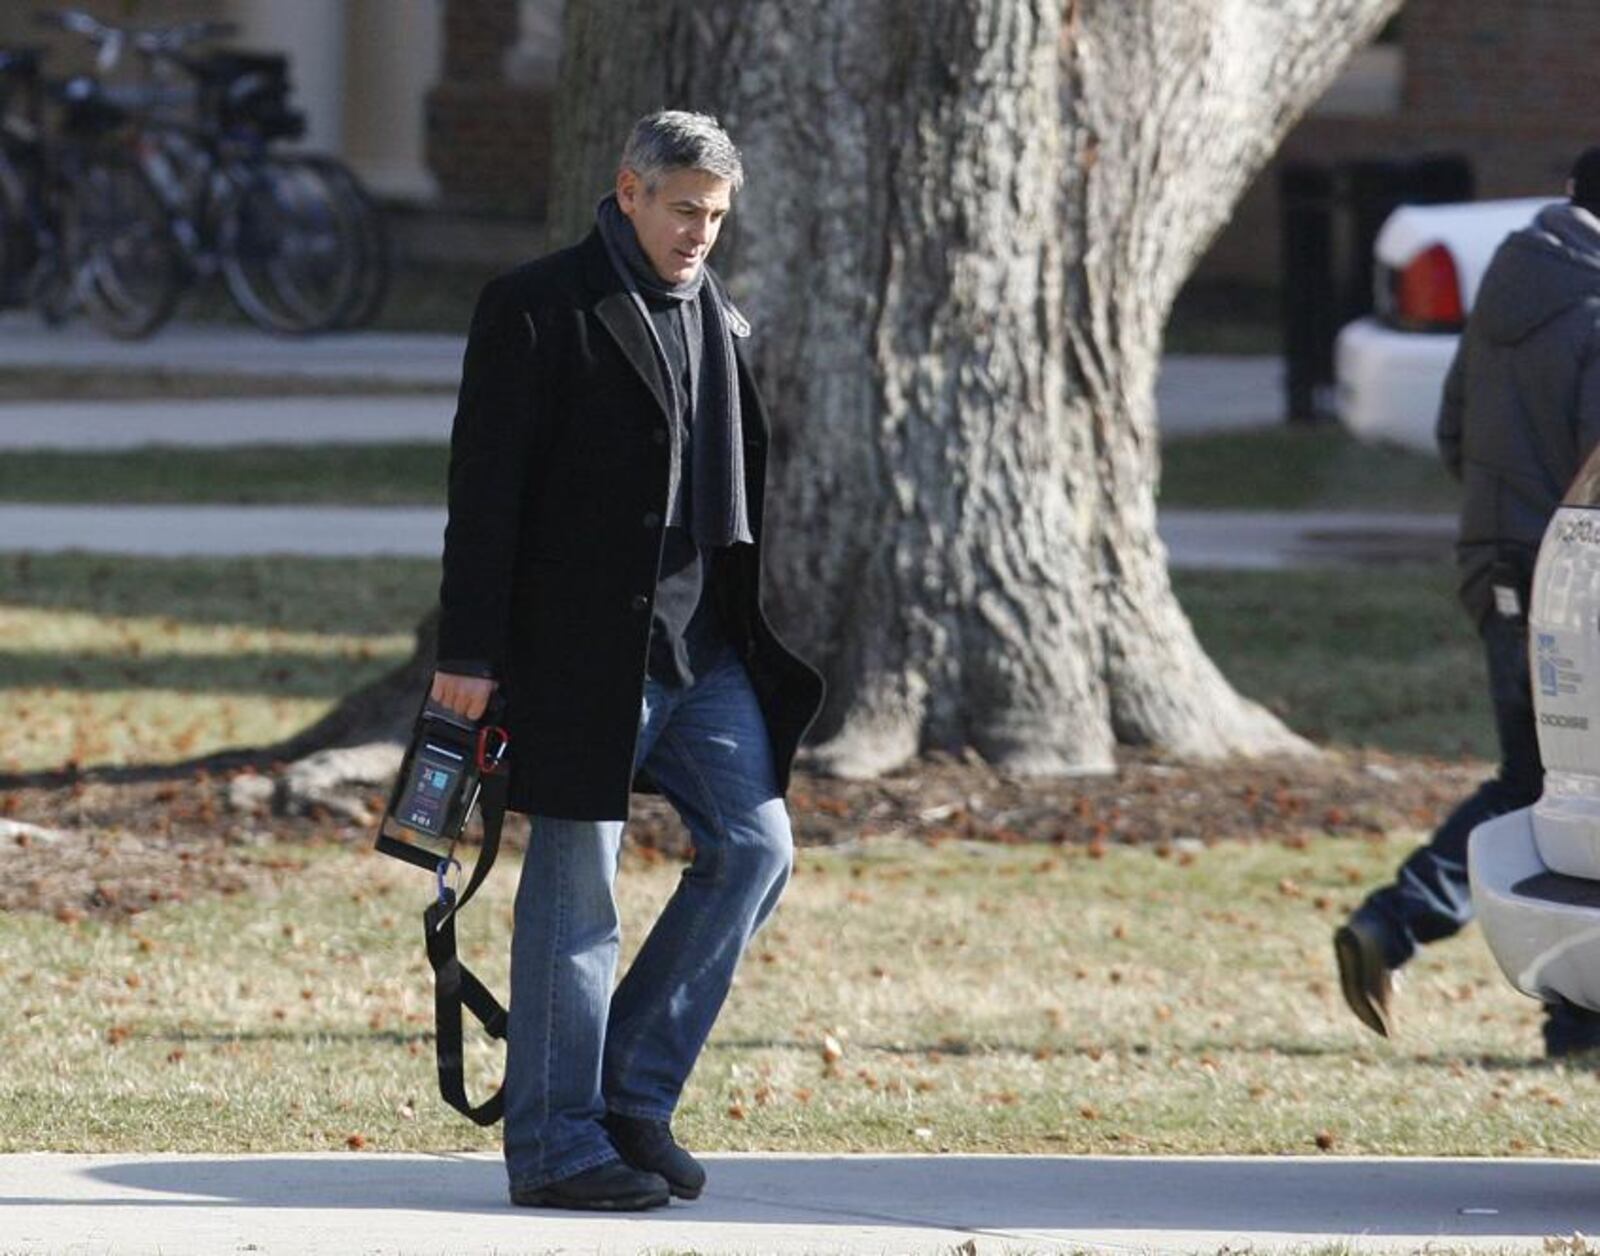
[24,250,73,325]
[218,157,360,334]
[294,154,390,329]
[0,154,38,309]
[70,154,183,339]
[0,192,23,308]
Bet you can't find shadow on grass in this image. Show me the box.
[144,1028,437,1049]
[0,651,406,698]
[705,1036,1366,1063]
[1406,1050,1591,1074]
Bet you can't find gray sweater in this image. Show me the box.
[1438,203,1600,622]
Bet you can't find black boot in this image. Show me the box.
[1333,913,1399,1039]
[603,1113,707,1201]
[510,1159,670,1211]
[1544,1000,1600,1059]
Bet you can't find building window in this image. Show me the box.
[1312,13,1404,119]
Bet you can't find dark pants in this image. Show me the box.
[1358,610,1542,968]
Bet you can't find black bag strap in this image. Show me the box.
[419,769,510,1127]
[442,765,509,921]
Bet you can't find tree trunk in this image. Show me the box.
[541,0,1403,778]
[264,608,439,759]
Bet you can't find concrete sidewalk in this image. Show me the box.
[0,315,464,385]
[0,504,445,557]
[1163,509,1457,569]
[0,504,1455,570]
[0,396,452,450]
[0,314,1280,438]
[1156,353,1283,438]
[3,1152,1595,1255]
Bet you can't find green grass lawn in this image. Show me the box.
[0,428,1454,514]
[0,555,1487,773]
[1160,426,1461,513]
[0,835,1579,1158]
[0,554,435,773]
[1174,564,1489,759]
[0,445,448,505]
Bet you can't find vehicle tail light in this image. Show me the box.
[1388,243,1465,332]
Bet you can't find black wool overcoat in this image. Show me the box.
[436,230,824,821]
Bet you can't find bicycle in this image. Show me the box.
[34,9,389,335]
[0,40,182,338]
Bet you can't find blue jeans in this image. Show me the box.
[1358,609,1542,967]
[502,648,793,1192]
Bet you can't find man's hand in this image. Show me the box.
[431,670,498,721]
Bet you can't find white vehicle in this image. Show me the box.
[1472,452,1600,1011]
[1335,197,1555,453]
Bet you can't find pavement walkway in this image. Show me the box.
[0,315,464,385]
[1156,353,1284,437]
[1160,509,1457,569]
[0,504,1456,570]
[0,503,446,558]
[4,1151,1596,1255]
[0,396,453,450]
[0,315,1280,439]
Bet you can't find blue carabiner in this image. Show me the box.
[435,856,463,908]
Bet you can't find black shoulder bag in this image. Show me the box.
[375,696,512,1126]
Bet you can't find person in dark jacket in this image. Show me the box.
[431,110,823,1211]
[1335,147,1600,1057]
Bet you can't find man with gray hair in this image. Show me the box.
[430,110,823,1210]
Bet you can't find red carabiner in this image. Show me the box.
[476,725,510,775]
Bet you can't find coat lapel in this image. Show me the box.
[582,231,671,420]
[733,339,769,444]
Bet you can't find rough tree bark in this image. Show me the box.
[542,0,1401,779]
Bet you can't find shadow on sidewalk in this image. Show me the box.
[4,1154,1599,1237]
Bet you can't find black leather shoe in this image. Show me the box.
[1333,916,1396,1039]
[603,1113,707,1201]
[1544,1000,1600,1059]
[510,1159,670,1211]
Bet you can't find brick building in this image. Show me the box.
[419,0,1600,285]
[1202,0,1600,286]
[8,0,1590,281]
[425,0,558,217]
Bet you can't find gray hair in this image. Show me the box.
[621,110,745,194]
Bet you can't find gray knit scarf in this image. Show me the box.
[595,193,752,548]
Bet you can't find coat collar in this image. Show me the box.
[581,229,672,419]
[579,230,754,415]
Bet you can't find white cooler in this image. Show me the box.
[1472,481,1600,1010]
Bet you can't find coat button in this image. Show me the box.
[642,511,660,528]
[652,427,668,446]
[631,593,650,611]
